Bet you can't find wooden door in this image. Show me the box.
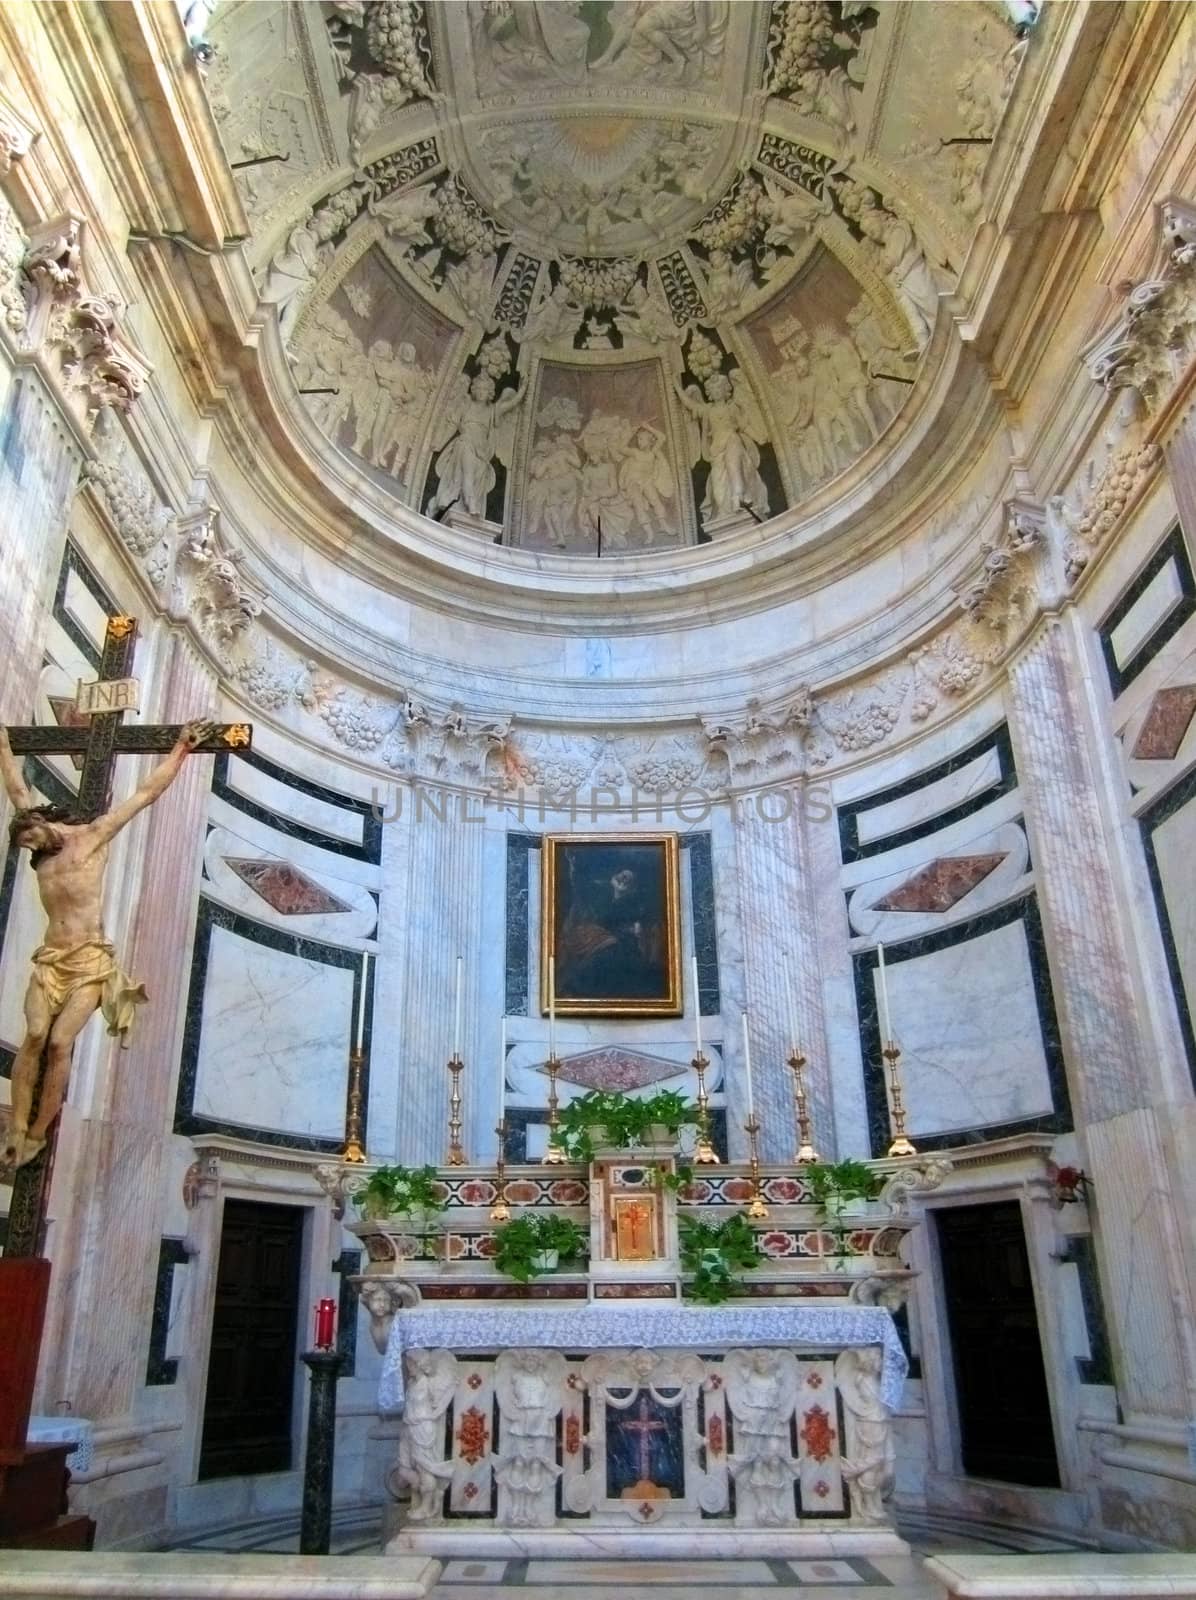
[936,1201,1060,1487]
[199,1200,304,1480]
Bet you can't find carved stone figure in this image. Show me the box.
[526,429,581,546]
[618,422,675,533]
[702,247,755,318]
[520,280,582,347]
[353,340,432,479]
[371,183,440,252]
[724,1348,800,1526]
[591,0,729,83]
[391,1348,457,1521]
[494,1347,564,1526]
[0,720,216,1170]
[261,217,329,346]
[676,370,770,524]
[429,371,525,519]
[835,1346,895,1525]
[854,202,941,352]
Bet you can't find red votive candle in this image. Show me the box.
[314,1297,337,1350]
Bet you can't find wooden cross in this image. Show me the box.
[2,614,252,1257]
[5,614,252,816]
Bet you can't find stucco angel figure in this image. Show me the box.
[0,720,216,1170]
[724,1348,800,1526]
[261,216,330,346]
[494,1348,565,1527]
[442,249,499,325]
[762,176,832,253]
[368,341,432,479]
[370,183,439,253]
[428,371,526,520]
[675,370,770,524]
[391,1348,457,1521]
[520,281,582,348]
[592,0,729,83]
[618,422,675,535]
[615,278,677,346]
[702,247,756,318]
[855,204,942,353]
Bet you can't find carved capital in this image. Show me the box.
[1085,196,1196,415]
[954,497,1048,640]
[702,689,815,786]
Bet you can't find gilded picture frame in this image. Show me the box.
[541,833,682,1018]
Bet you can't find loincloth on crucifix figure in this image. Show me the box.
[0,719,216,1172]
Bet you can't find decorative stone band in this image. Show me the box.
[378,1302,907,1414]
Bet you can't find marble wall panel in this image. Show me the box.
[847,820,1030,944]
[188,915,355,1143]
[203,823,378,944]
[853,897,1068,1155]
[1139,772,1196,1082]
[853,745,1004,849]
[1098,524,1196,698]
[214,748,381,861]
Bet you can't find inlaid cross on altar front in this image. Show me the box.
[620,1394,667,1482]
[4,615,252,815]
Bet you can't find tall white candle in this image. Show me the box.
[876,943,893,1045]
[499,1016,507,1123]
[741,1010,755,1121]
[549,955,556,1060]
[692,955,702,1055]
[356,953,371,1050]
[453,955,463,1060]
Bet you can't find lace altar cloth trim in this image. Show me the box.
[378,1302,907,1413]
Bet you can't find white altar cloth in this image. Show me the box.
[378,1302,908,1413]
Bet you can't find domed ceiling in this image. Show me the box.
[205,1,1021,555]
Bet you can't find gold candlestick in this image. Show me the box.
[341,1046,367,1164]
[543,1053,567,1163]
[883,1042,917,1158]
[446,1054,467,1165]
[490,1120,511,1221]
[744,1115,768,1218]
[692,1051,720,1164]
[786,1049,822,1165]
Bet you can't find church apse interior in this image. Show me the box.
[1,2,1196,1596]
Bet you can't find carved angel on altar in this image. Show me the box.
[391,1348,457,1521]
[494,1348,565,1527]
[675,370,770,525]
[428,370,525,520]
[835,1346,895,1525]
[724,1348,800,1526]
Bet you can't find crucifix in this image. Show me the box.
[0,614,251,1237]
[618,1393,668,1495]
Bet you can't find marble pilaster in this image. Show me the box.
[1163,398,1196,547]
[1007,616,1196,1425]
[395,784,487,1166]
[730,787,836,1164]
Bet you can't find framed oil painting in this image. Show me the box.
[541,834,682,1017]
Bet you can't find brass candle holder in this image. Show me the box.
[490,1120,511,1221]
[786,1049,822,1165]
[883,1042,918,1158]
[446,1054,467,1166]
[543,1053,567,1163]
[744,1115,769,1218]
[341,1046,367,1165]
[692,1051,721,1164]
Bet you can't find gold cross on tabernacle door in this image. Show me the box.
[613,1195,657,1260]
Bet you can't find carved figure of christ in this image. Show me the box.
[0,615,252,1174]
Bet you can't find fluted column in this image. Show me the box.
[395,782,486,1166]
[55,628,217,1421]
[732,785,836,1163]
[1007,614,1196,1424]
[0,370,82,725]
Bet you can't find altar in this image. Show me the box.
[377,1300,908,1555]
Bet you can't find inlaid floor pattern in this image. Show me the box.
[167,1510,1092,1600]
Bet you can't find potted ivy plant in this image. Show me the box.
[492,1212,589,1282]
[551,1089,697,1163]
[354,1164,448,1257]
[678,1211,761,1305]
[806,1159,883,1222]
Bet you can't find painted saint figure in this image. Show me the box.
[0,719,216,1170]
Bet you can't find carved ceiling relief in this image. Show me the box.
[226,0,1019,548]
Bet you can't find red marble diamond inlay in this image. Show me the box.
[225,857,352,916]
[550,1047,686,1092]
[874,853,1006,913]
[1131,685,1196,760]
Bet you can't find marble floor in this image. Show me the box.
[165,1508,1093,1600]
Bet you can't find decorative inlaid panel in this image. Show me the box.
[224,857,353,917]
[873,853,1006,913]
[1131,685,1196,760]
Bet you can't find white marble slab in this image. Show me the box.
[224,752,366,845]
[193,924,352,1139]
[854,746,1003,847]
[1109,557,1183,670]
[1149,793,1196,1024]
[0,1552,441,1598]
[884,919,1054,1138]
[924,1552,1196,1597]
